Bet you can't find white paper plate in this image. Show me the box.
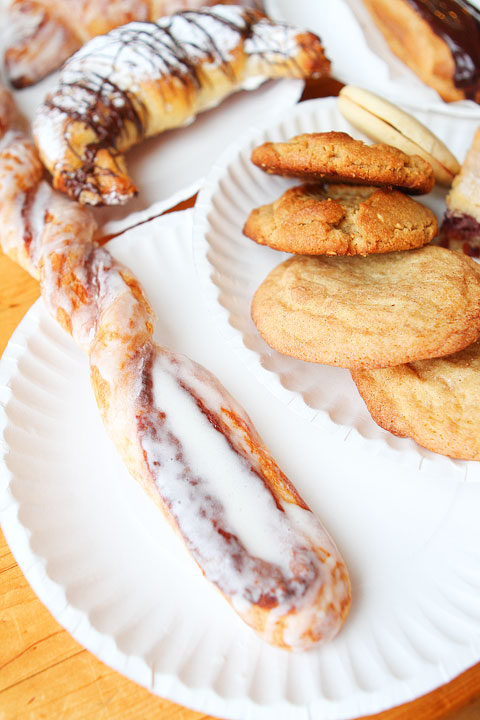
[1,210,480,720]
[0,0,304,236]
[193,96,480,478]
[265,0,480,114]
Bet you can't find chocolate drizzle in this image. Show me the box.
[405,0,480,98]
[36,5,324,204]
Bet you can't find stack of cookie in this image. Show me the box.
[244,98,480,460]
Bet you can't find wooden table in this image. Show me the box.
[1,79,480,720]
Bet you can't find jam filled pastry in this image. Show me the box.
[0,89,350,650]
[4,0,262,89]
[33,4,330,206]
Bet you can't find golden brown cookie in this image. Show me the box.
[250,131,435,194]
[251,246,480,369]
[243,183,438,255]
[351,339,480,460]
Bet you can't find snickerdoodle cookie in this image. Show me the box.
[251,246,480,369]
[250,131,434,194]
[243,183,438,255]
[351,339,480,460]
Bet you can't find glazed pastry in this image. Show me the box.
[0,87,350,650]
[440,127,480,255]
[33,5,330,205]
[4,0,264,89]
[361,0,480,103]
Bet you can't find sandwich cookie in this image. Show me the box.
[338,85,460,186]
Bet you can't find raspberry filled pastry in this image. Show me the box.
[32,4,330,206]
[0,87,350,650]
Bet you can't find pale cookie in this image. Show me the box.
[250,131,435,194]
[243,183,438,255]
[338,85,460,187]
[251,246,480,369]
[351,339,480,460]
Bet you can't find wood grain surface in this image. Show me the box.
[1,78,480,720]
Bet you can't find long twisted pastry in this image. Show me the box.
[1,87,350,651]
[33,4,330,206]
[4,0,253,88]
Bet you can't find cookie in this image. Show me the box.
[351,339,480,460]
[243,183,438,255]
[251,246,480,369]
[338,85,460,186]
[250,131,435,194]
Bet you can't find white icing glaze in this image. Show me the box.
[0,85,350,650]
[148,350,289,569]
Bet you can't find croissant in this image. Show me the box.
[0,86,350,650]
[4,0,263,89]
[33,4,330,206]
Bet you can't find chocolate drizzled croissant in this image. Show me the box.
[33,4,330,206]
[4,0,264,89]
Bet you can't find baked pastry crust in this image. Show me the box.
[352,339,480,460]
[361,0,480,103]
[243,182,438,255]
[0,85,350,650]
[441,126,480,254]
[251,131,434,194]
[4,0,253,88]
[33,5,330,206]
[251,246,480,369]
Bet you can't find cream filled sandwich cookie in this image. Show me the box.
[338,85,460,187]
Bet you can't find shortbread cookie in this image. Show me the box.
[351,339,480,460]
[338,85,460,186]
[251,246,480,369]
[250,131,435,194]
[243,183,438,255]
